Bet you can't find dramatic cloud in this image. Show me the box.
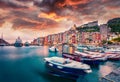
[0,0,120,42]
[0,0,28,9]
[34,0,120,24]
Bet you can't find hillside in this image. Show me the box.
[107,18,120,33]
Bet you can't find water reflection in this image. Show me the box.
[62,45,75,54]
[0,46,49,60]
[0,46,119,82]
[69,46,75,54]
[36,46,49,57]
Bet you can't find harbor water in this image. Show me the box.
[0,46,120,82]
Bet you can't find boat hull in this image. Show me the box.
[81,58,100,65]
[107,56,120,60]
[14,43,23,47]
[49,49,58,52]
[45,61,87,76]
[24,44,29,46]
[49,47,58,52]
[46,64,80,80]
[62,53,100,65]
[106,53,120,61]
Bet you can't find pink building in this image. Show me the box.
[80,32,101,45]
[92,32,101,44]
[44,36,48,45]
[62,31,68,43]
[99,24,108,41]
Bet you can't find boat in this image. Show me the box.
[14,37,23,47]
[76,44,104,52]
[44,57,92,76]
[24,42,30,46]
[105,53,120,60]
[105,48,120,54]
[49,46,58,52]
[62,50,108,65]
[62,52,100,65]
[76,44,89,52]
[83,51,107,61]
[87,45,105,52]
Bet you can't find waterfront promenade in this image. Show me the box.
[100,67,120,82]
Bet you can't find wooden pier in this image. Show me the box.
[100,67,120,82]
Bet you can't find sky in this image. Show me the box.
[0,0,120,43]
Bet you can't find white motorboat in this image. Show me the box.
[74,51,107,61]
[44,57,92,76]
[105,48,120,54]
[49,46,58,52]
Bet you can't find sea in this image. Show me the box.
[0,46,120,82]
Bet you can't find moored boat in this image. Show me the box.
[24,41,30,46]
[14,37,23,47]
[105,48,120,54]
[49,46,58,52]
[105,53,120,60]
[83,51,107,61]
[76,44,89,52]
[76,44,104,52]
[44,57,92,76]
[62,50,108,65]
[62,52,101,65]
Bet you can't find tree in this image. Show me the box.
[107,18,120,33]
[101,40,107,45]
[112,37,120,42]
[107,41,113,44]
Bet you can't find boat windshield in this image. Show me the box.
[50,57,71,65]
[63,59,71,64]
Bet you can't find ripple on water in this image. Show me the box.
[0,46,120,82]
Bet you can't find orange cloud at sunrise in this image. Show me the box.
[0,0,120,42]
[57,0,90,7]
[38,12,65,22]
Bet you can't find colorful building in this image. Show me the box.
[38,37,45,46]
[99,24,109,41]
[44,36,48,45]
[34,21,111,46]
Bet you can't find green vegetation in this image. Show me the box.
[101,40,113,45]
[108,18,120,33]
[107,41,113,44]
[77,26,99,32]
[101,40,107,45]
[112,37,120,42]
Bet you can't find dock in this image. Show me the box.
[100,67,120,82]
